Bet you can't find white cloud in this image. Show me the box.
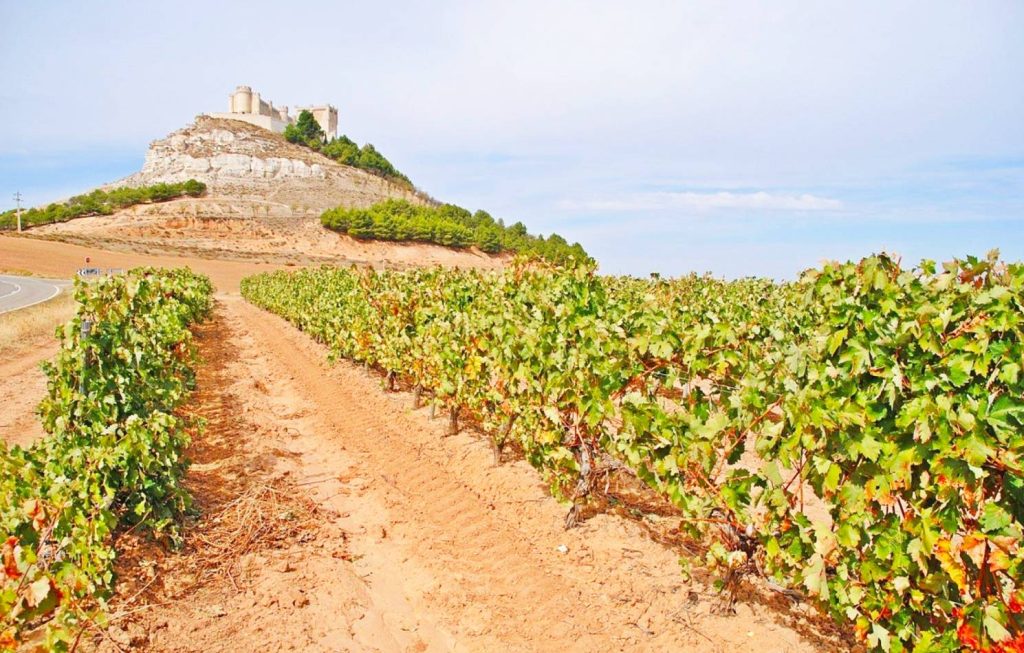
[1,1,1020,276]
[559,191,843,212]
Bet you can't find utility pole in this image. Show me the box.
[13,192,22,232]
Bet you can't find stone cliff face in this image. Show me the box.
[35,115,503,271]
[112,116,423,217]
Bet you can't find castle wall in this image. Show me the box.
[255,96,275,118]
[318,107,338,139]
[296,105,338,139]
[218,86,337,137]
[207,112,290,134]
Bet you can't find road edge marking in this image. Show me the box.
[0,281,61,315]
[0,280,22,300]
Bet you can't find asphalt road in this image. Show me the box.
[0,275,71,314]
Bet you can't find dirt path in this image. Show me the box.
[0,335,57,447]
[100,297,842,652]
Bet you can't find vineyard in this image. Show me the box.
[1,269,212,650]
[241,253,1024,652]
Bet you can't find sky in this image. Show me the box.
[1,1,1021,278]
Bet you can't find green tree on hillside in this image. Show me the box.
[321,135,360,165]
[319,198,590,264]
[357,144,401,178]
[284,110,325,147]
[474,225,503,253]
[348,210,375,238]
[0,180,207,231]
[287,128,414,189]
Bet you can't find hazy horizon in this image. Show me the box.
[1,1,1021,278]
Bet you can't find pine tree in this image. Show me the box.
[285,110,325,145]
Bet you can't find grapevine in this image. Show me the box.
[1,268,213,650]
[241,253,1023,652]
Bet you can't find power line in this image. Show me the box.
[12,192,22,233]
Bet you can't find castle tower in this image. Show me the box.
[212,86,336,137]
[296,105,339,140]
[230,85,253,113]
[320,106,339,139]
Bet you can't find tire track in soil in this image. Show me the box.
[99,304,446,652]
[223,296,842,653]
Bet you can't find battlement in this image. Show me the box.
[207,85,338,139]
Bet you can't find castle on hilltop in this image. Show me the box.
[207,85,338,139]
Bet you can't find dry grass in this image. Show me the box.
[191,479,326,583]
[0,267,38,277]
[0,291,76,357]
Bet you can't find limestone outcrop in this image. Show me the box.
[34,116,502,271]
[111,116,423,217]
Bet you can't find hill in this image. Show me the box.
[27,116,508,269]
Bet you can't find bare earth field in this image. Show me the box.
[29,204,507,272]
[0,335,58,449]
[0,234,278,293]
[0,289,76,448]
[2,237,849,652]
[95,298,841,653]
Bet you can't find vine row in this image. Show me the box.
[1,268,213,650]
[241,254,1023,652]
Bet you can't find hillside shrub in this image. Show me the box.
[283,109,325,147]
[0,180,207,231]
[321,198,590,264]
[283,114,414,190]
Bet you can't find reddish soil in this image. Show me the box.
[2,237,849,652]
[0,234,280,293]
[0,334,55,448]
[86,298,845,652]
[31,212,508,272]
[1,229,505,296]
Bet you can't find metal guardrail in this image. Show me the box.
[76,268,126,278]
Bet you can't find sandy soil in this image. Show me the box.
[29,206,507,272]
[0,333,56,448]
[93,303,373,652]
[3,237,848,651]
[83,297,847,652]
[0,289,74,448]
[0,235,276,293]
